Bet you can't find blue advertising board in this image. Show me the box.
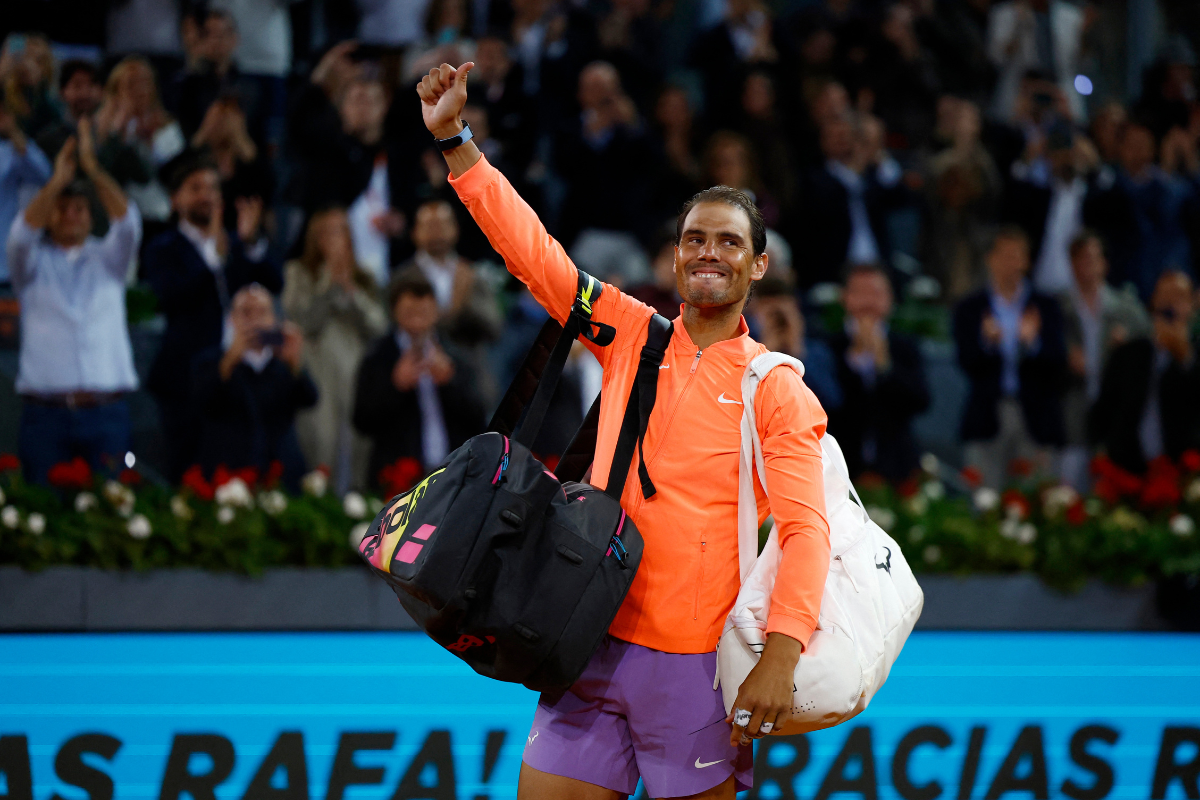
[1,632,1198,800]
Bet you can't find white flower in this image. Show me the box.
[349,521,371,549]
[1170,514,1195,538]
[922,480,946,500]
[301,470,328,498]
[74,492,98,513]
[217,506,236,525]
[1015,523,1037,545]
[973,488,1000,512]
[909,525,925,543]
[1187,479,1200,504]
[127,514,152,540]
[808,282,842,306]
[343,491,368,519]
[26,512,45,536]
[1000,515,1020,540]
[258,490,288,516]
[1,506,19,529]
[920,453,940,475]
[215,477,254,508]
[906,494,929,516]
[104,480,135,517]
[922,544,941,564]
[866,506,896,530]
[1042,485,1079,518]
[170,494,194,521]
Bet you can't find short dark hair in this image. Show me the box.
[161,149,219,194]
[990,224,1030,253]
[1068,229,1103,261]
[58,59,98,93]
[388,266,436,310]
[676,186,767,257]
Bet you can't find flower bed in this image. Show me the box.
[1,452,1198,589]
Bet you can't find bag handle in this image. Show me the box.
[737,353,806,582]
[508,272,614,450]
[603,313,673,501]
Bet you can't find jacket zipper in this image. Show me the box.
[633,349,702,513]
[492,435,511,485]
[693,540,706,619]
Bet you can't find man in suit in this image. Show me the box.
[353,267,485,491]
[828,263,931,482]
[1089,270,1200,474]
[144,150,281,480]
[954,226,1068,488]
[795,113,910,288]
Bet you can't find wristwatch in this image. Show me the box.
[435,121,473,152]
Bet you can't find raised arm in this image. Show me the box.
[416,63,581,326]
[22,137,78,231]
[77,117,128,221]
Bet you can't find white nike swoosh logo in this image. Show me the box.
[695,758,724,769]
[717,393,742,405]
[659,364,670,369]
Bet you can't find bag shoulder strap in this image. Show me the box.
[603,313,674,501]
[499,272,615,449]
[736,352,806,581]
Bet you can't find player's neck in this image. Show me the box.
[681,302,744,350]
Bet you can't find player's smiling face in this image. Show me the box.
[675,202,767,310]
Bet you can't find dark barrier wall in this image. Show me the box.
[1,632,1198,799]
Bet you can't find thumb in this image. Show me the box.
[455,62,474,87]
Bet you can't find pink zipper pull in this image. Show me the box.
[690,350,702,374]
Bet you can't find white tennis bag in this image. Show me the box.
[715,352,923,734]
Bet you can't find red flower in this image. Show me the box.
[1140,457,1181,509]
[379,457,423,498]
[234,466,259,488]
[1008,457,1034,478]
[1001,489,1030,519]
[0,453,20,472]
[1065,500,1088,526]
[960,466,983,489]
[47,457,92,490]
[1091,455,1143,498]
[118,468,142,486]
[1181,450,1200,473]
[212,465,233,488]
[264,460,285,487]
[897,477,920,498]
[181,465,215,501]
[316,464,331,477]
[1094,478,1120,505]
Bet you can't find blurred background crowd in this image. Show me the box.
[1,0,1199,498]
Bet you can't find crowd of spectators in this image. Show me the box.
[2,0,1199,496]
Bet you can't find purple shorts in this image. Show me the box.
[522,637,753,797]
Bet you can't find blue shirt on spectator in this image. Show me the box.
[0,139,52,281]
[6,207,142,394]
[988,280,1035,397]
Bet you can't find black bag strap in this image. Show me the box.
[509,272,614,449]
[602,313,673,502]
[553,393,601,483]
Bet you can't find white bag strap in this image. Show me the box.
[737,352,805,581]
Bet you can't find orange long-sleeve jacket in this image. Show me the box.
[451,156,830,654]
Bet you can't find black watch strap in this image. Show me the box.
[435,121,473,152]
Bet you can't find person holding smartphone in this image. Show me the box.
[190,284,318,491]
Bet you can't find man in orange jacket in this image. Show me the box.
[418,63,831,800]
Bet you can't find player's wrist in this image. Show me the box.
[431,119,465,141]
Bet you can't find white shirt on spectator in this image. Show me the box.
[826,160,882,266]
[213,0,293,77]
[179,219,223,271]
[7,207,143,394]
[348,156,391,288]
[414,251,458,311]
[1033,177,1086,296]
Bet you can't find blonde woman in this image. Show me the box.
[94,56,186,221]
[283,208,388,492]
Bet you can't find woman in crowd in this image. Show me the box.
[94,55,186,224]
[283,208,389,493]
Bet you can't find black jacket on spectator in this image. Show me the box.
[168,66,267,143]
[144,229,283,404]
[554,118,656,247]
[952,288,1068,446]
[191,347,318,491]
[1088,337,1200,474]
[794,164,908,287]
[352,332,486,489]
[827,329,931,481]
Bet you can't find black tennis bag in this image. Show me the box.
[357,273,673,692]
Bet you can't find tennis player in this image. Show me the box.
[418,63,830,800]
